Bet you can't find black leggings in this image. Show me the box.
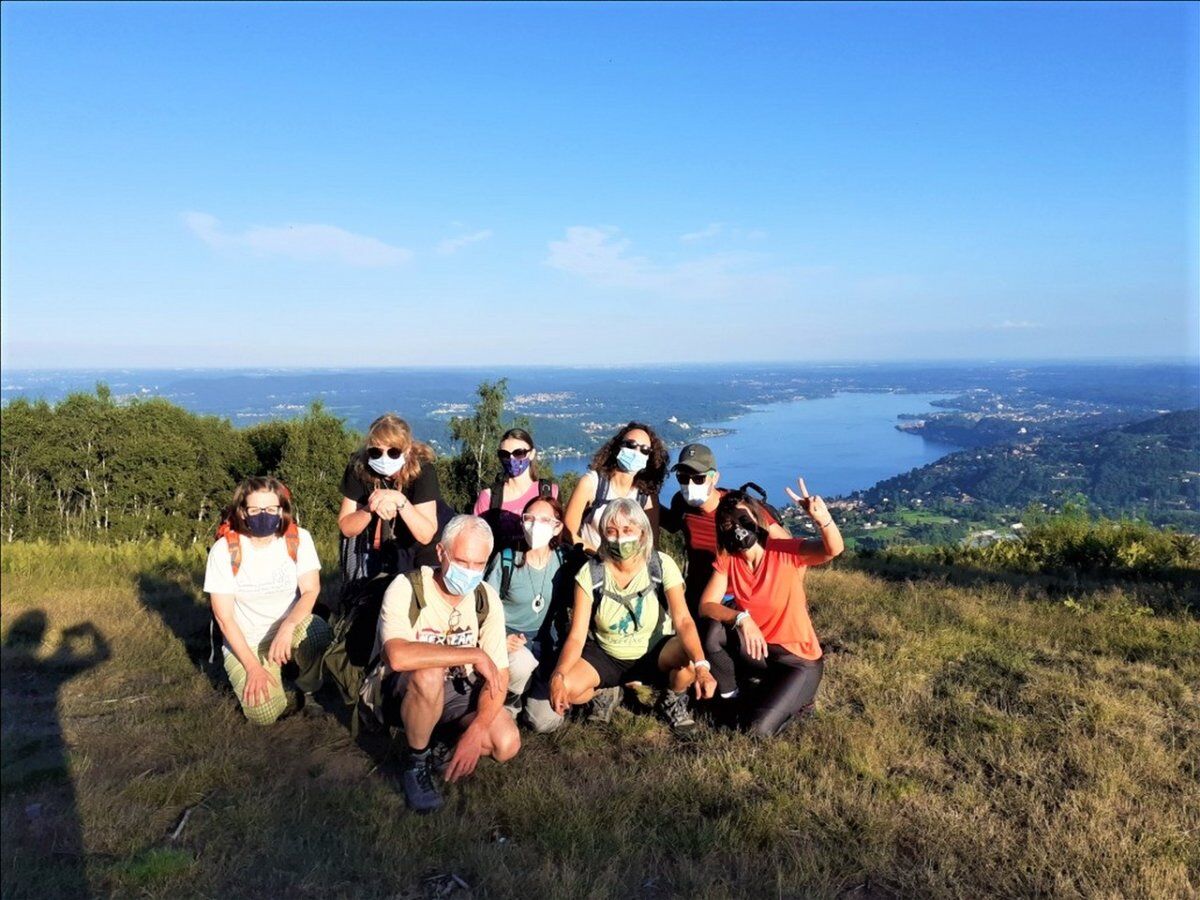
[702,618,824,737]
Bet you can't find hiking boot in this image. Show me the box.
[587,686,622,724]
[400,750,443,814]
[657,689,696,735]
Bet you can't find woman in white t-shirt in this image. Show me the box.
[204,476,330,725]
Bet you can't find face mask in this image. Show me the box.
[442,561,485,596]
[606,536,642,560]
[616,447,648,474]
[246,512,281,538]
[683,481,711,507]
[502,456,531,478]
[719,514,762,553]
[523,520,556,551]
[368,452,406,477]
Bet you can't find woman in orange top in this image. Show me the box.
[697,478,844,736]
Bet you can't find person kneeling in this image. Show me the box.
[526,498,716,736]
[368,515,519,813]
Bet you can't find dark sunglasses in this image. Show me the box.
[675,471,709,485]
[620,438,651,454]
[497,447,531,461]
[367,446,405,460]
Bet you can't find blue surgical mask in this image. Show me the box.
[616,446,648,474]
[368,452,405,477]
[442,561,485,596]
[246,512,281,538]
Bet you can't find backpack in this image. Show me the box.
[495,544,566,598]
[581,472,650,541]
[737,481,785,527]
[207,490,302,665]
[482,477,554,554]
[338,495,457,593]
[584,552,668,639]
[322,569,490,735]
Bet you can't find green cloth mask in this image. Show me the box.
[606,537,641,560]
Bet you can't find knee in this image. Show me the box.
[409,667,446,700]
[297,615,333,651]
[522,697,564,734]
[701,619,727,655]
[243,696,286,726]
[491,719,522,762]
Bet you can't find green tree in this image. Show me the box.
[275,402,359,541]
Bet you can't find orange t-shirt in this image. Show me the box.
[713,538,822,661]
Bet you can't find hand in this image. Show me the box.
[473,650,503,700]
[444,725,485,783]
[368,489,404,521]
[266,623,295,666]
[506,633,527,654]
[549,671,570,715]
[737,616,768,661]
[693,666,717,700]
[243,664,277,708]
[786,477,832,526]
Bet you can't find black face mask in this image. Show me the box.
[719,514,764,553]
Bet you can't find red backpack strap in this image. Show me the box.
[224,528,242,577]
[284,522,300,563]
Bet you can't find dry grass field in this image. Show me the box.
[2,541,1197,898]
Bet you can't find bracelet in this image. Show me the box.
[818,520,834,529]
[690,659,711,671]
[733,611,750,629]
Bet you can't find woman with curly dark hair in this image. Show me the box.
[563,421,667,552]
[338,413,446,581]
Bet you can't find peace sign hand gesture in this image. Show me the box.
[786,477,832,526]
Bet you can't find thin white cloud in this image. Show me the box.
[992,319,1042,330]
[436,229,494,256]
[546,225,784,300]
[183,212,412,268]
[680,222,724,243]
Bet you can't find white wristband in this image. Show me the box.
[733,611,750,629]
[691,659,711,671]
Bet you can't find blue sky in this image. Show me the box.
[2,1,1196,368]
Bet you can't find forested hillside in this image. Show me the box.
[856,410,1200,531]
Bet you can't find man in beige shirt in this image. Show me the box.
[374,515,517,812]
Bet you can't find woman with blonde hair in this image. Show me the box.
[338,413,446,582]
[204,476,329,724]
[526,497,716,735]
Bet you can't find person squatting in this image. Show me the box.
[205,415,844,812]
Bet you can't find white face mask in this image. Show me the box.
[523,519,556,551]
[683,481,711,507]
[368,452,405,477]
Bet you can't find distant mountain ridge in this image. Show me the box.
[853,409,1200,529]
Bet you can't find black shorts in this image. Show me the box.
[581,636,673,689]
[380,670,482,728]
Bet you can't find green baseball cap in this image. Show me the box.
[673,443,717,474]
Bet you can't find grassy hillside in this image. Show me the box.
[2,542,1198,898]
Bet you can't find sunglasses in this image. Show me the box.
[675,471,710,486]
[497,447,531,461]
[367,446,405,460]
[620,438,651,454]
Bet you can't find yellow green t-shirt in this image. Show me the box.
[574,551,684,660]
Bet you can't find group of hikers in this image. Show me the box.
[204,414,844,812]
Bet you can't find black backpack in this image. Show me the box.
[583,552,668,638]
[737,481,785,527]
[322,569,490,735]
[482,477,554,553]
[580,472,650,540]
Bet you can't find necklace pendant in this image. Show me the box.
[532,593,545,613]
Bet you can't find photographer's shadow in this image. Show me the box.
[2,611,110,899]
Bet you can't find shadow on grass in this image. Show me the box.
[842,554,1200,616]
[1,611,110,899]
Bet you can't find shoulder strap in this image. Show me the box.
[594,472,611,503]
[224,529,242,577]
[499,547,517,597]
[646,550,664,586]
[474,582,490,629]
[538,478,553,499]
[406,570,427,628]
[489,477,506,512]
[284,523,300,563]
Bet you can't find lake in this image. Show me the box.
[552,392,961,502]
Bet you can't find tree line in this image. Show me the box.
[0,380,572,546]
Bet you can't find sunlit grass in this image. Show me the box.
[2,541,1197,898]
